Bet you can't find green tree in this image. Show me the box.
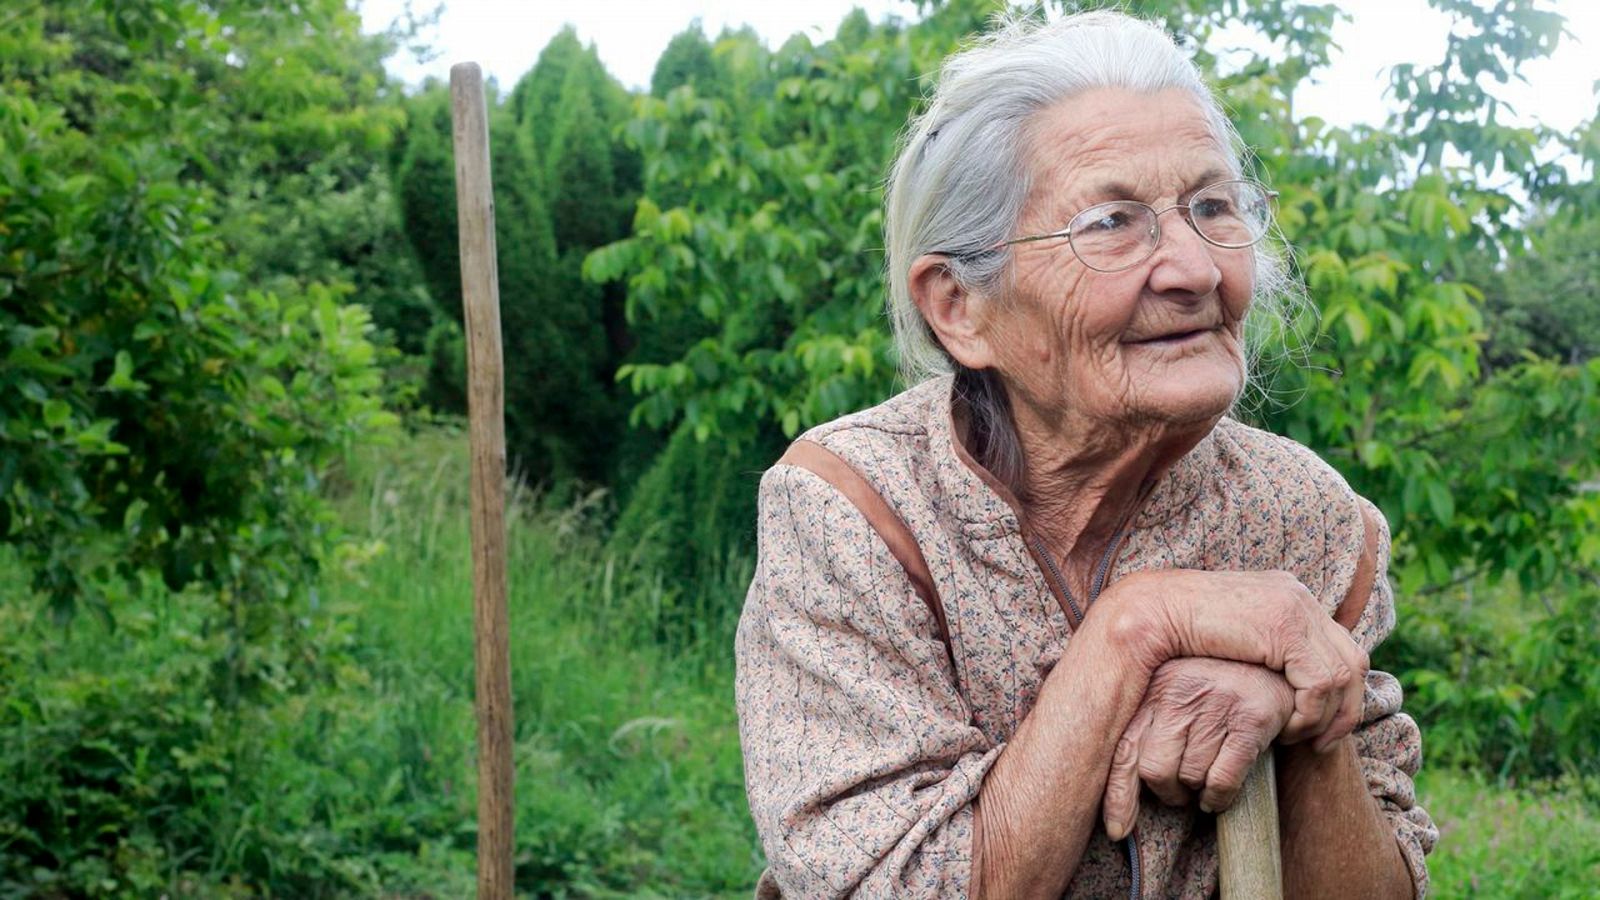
[395,85,464,335]
[395,26,646,485]
[0,0,395,660]
[1478,210,1600,367]
[392,83,626,483]
[512,27,629,161]
[511,27,584,149]
[547,67,621,253]
[595,2,967,583]
[489,109,620,484]
[219,156,435,354]
[651,23,719,98]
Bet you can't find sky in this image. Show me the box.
[357,0,1600,134]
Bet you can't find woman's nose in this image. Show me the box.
[1146,213,1222,298]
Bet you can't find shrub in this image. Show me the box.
[0,0,396,693]
[0,562,474,898]
[607,421,782,649]
[1379,583,1600,785]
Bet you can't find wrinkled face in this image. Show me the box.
[980,87,1255,432]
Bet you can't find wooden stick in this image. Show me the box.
[450,61,515,900]
[1217,752,1283,899]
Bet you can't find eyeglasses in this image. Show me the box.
[941,178,1278,273]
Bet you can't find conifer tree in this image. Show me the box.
[393,86,622,482]
[394,86,461,325]
[651,23,718,98]
[511,27,588,160]
[485,109,611,483]
[546,68,619,253]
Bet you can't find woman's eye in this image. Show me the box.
[1193,197,1234,219]
[1082,210,1132,232]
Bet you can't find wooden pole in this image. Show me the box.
[450,61,514,899]
[1217,753,1283,899]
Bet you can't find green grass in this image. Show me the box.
[4,426,1598,896]
[1419,769,1600,898]
[321,427,762,895]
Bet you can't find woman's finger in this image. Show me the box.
[1315,636,1368,751]
[1198,729,1262,814]
[1104,708,1150,841]
[1281,614,1366,745]
[1282,595,1368,742]
[1137,714,1193,807]
[1283,655,1335,742]
[1309,650,1345,739]
[1176,712,1227,793]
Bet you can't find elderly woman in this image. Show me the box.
[734,11,1437,900]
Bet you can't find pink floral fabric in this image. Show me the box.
[735,376,1438,898]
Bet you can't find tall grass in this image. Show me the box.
[323,427,762,895]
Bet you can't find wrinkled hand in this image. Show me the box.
[1101,658,1293,840]
[1105,569,1368,750]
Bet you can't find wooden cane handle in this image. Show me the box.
[1217,752,1283,899]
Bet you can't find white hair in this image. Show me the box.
[885,10,1303,394]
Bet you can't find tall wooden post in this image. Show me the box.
[1217,753,1283,899]
[450,61,514,899]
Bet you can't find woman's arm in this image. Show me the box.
[1277,738,1413,899]
[969,603,1154,899]
[1275,499,1435,898]
[738,466,996,898]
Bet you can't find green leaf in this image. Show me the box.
[1426,481,1455,525]
[1338,301,1371,346]
[105,350,146,392]
[42,399,72,429]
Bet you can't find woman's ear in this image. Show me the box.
[908,254,997,371]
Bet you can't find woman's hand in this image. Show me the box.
[1100,569,1368,751]
[1101,658,1293,840]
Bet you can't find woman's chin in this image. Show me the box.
[1138,373,1243,424]
[1116,352,1244,425]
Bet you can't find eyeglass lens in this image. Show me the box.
[1068,180,1272,272]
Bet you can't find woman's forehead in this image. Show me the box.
[1024,88,1233,203]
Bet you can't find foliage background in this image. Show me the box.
[1,0,1596,895]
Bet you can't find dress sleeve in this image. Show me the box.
[734,463,1001,898]
[1345,496,1441,898]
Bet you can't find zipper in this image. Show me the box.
[1126,831,1142,900]
[1089,531,1125,600]
[1030,529,1127,626]
[1032,536,1084,622]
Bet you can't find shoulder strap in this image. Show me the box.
[1333,502,1382,631]
[775,439,955,670]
